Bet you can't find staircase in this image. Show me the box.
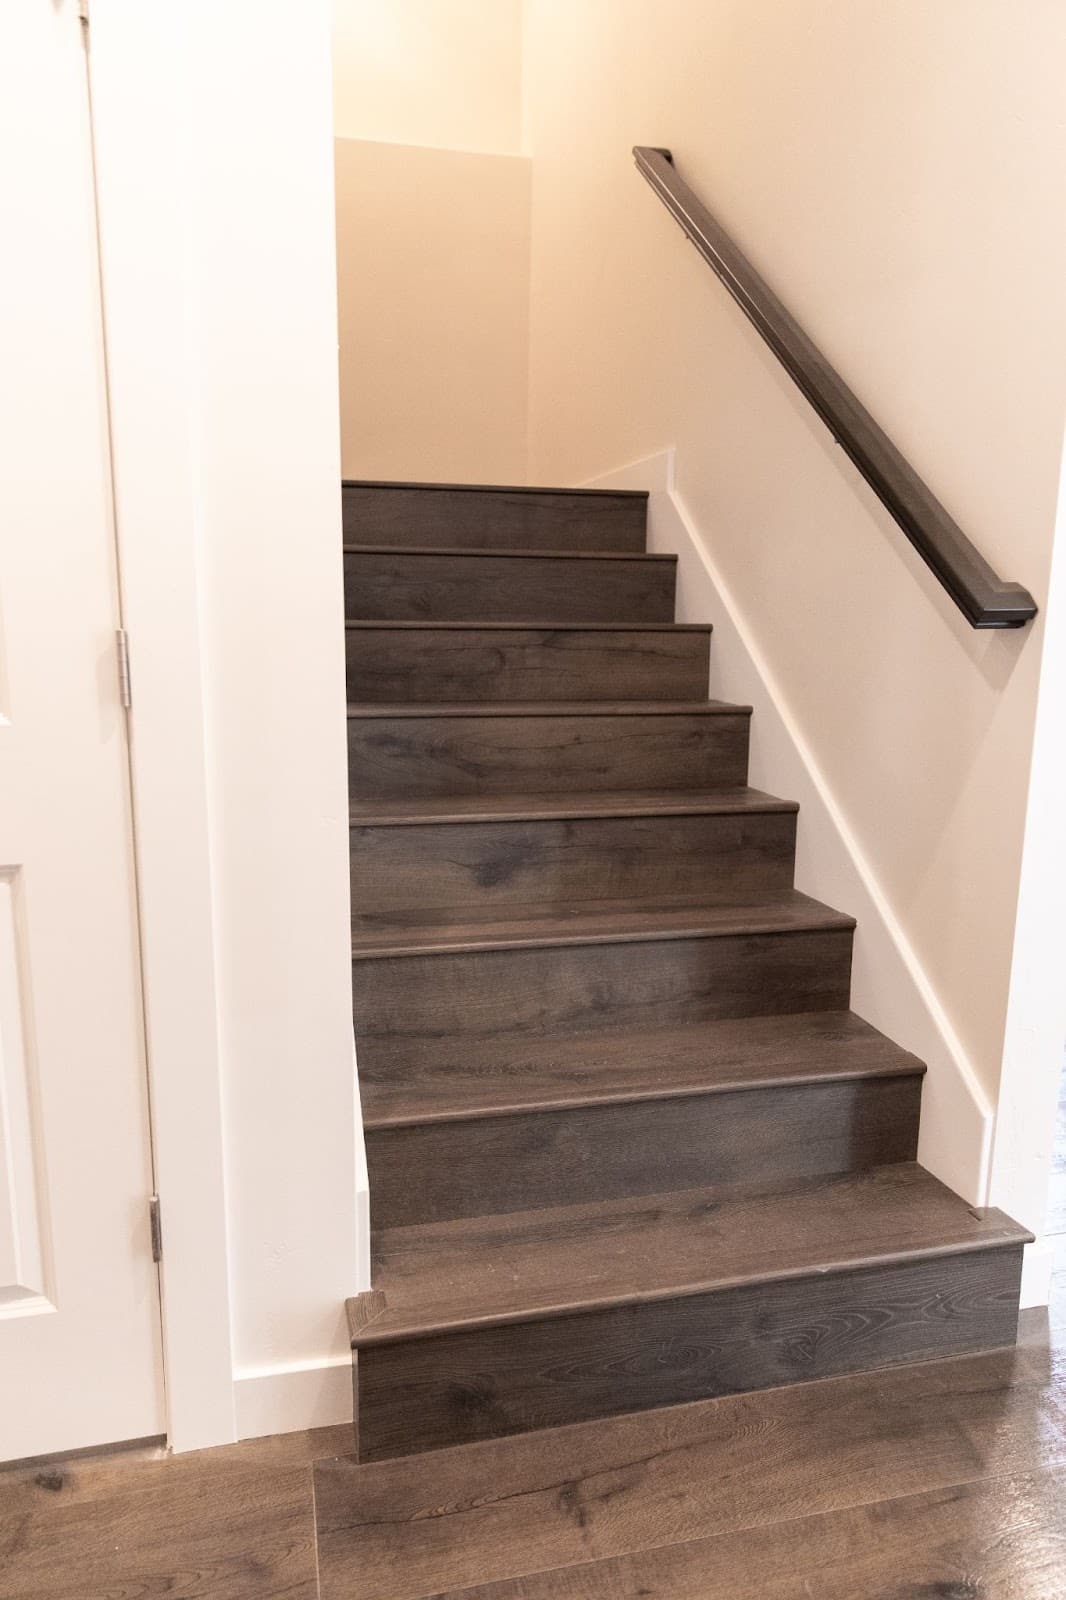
[343,480,1029,1465]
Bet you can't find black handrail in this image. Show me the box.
[633,146,1037,629]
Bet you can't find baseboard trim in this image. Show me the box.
[233,1355,354,1441]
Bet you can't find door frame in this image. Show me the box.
[86,8,236,1452]
[85,0,367,1454]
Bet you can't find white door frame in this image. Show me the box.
[85,0,367,1453]
[86,7,236,1452]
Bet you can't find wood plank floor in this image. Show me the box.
[0,1425,351,1600]
[3,1280,1064,1599]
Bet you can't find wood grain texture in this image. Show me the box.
[350,926,855,1058]
[355,1246,1024,1459]
[350,806,797,915]
[365,1072,923,1228]
[345,621,712,702]
[430,1466,1066,1599]
[355,1165,1025,1347]
[359,1010,927,1123]
[341,482,648,552]
[0,1425,349,1600]
[347,704,751,797]
[350,889,853,958]
[349,785,791,826]
[344,547,676,623]
[317,1318,1064,1600]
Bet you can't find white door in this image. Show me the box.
[0,1,165,1460]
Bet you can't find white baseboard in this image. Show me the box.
[232,1355,354,1441]
[585,449,993,1205]
[1020,1238,1057,1309]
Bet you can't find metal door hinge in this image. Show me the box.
[149,1194,162,1263]
[116,629,132,708]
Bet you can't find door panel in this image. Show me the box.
[0,0,164,1459]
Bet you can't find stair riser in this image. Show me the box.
[348,712,751,799]
[352,928,854,1062]
[346,626,711,702]
[366,1074,923,1228]
[344,551,676,624]
[355,1246,1023,1460]
[351,810,797,916]
[342,485,648,552]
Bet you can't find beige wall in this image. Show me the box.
[334,137,530,482]
[332,0,530,482]
[333,0,523,153]
[521,0,1066,1107]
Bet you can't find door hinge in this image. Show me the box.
[116,628,132,709]
[149,1194,162,1263]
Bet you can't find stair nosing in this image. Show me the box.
[345,619,712,633]
[352,1217,1032,1349]
[347,699,752,718]
[350,898,857,961]
[344,544,675,563]
[349,787,798,827]
[342,479,649,500]
[362,1059,927,1131]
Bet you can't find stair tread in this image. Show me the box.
[347,698,751,718]
[352,1163,1029,1346]
[344,544,672,562]
[349,785,797,826]
[361,1010,926,1127]
[351,889,854,959]
[342,478,649,498]
[349,890,850,954]
[346,618,711,632]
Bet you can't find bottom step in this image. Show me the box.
[317,1326,1052,1600]
[349,1163,1028,1461]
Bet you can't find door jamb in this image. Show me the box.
[84,7,236,1452]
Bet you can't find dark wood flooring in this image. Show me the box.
[3,1279,1064,1599]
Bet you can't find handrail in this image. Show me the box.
[633,146,1037,629]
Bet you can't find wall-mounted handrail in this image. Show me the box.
[633,146,1037,629]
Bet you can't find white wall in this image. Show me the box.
[186,1,360,1435]
[333,0,523,154]
[332,0,531,483]
[990,428,1066,1301]
[521,1,1066,1193]
[90,0,360,1445]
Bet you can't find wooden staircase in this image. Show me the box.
[344,480,1029,1465]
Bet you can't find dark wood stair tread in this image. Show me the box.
[349,784,795,826]
[346,619,710,631]
[343,543,673,563]
[350,1163,1029,1347]
[347,698,751,718]
[351,889,854,959]
[342,478,649,497]
[360,1011,925,1128]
